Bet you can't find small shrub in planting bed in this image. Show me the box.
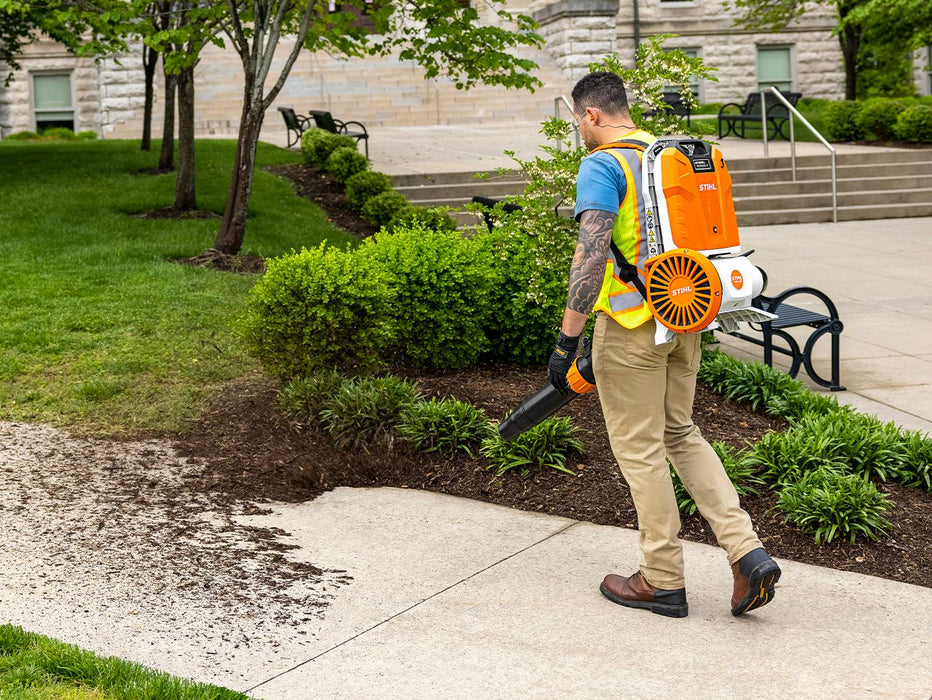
[747,426,848,487]
[776,468,893,545]
[319,376,422,449]
[481,416,583,476]
[278,369,345,425]
[364,224,493,368]
[856,98,911,140]
[893,105,932,143]
[344,170,393,211]
[361,190,409,227]
[300,129,330,165]
[39,127,77,140]
[398,397,494,455]
[899,430,932,492]
[326,145,368,183]
[670,442,764,515]
[822,100,864,141]
[241,244,397,377]
[385,206,458,234]
[5,131,39,140]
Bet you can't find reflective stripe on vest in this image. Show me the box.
[589,133,656,329]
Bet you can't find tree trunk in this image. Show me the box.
[174,64,197,211]
[141,44,158,151]
[213,103,265,255]
[838,4,861,100]
[158,66,176,171]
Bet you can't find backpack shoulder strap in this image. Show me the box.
[591,138,649,154]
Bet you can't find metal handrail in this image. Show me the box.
[555,95,581,150]
[761,85,837,223]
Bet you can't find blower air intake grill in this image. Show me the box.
[645,249,723,333]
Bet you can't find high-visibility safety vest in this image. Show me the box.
[586,132,655,329]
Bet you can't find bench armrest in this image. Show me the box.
[341,120,368,136]
[717,103,744,117]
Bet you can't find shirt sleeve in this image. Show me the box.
[574,151,626,222]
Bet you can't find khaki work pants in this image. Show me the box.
[592,314,762,590]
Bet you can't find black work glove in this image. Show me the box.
[548,332,580,394]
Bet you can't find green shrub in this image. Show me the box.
[300,128,330,165]
[5,131,39,141]
[241,244,397,377]
[363,224,493,368]
[893,105,932,143]
[398,397,493,455]
[385,206,459,234]
[822,101,865,141]
[747,425,848,487]
[278,369,345,425]
[38,127,77,140]
[361,189,409,227]
[477,226,572,364]
[671,442,765,515]
[76,130,97,140]
[481,416,583,476]
[898,430,932,492]
[776,468,893,544]
[856,98,911,140]
[325,145,368,183]
[303,131,357,166]
[319,375,422,449]
[345,170,393,211]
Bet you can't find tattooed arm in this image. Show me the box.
[560,209,616,337]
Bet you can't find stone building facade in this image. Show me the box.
[1,1,929,139]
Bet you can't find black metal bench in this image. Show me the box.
[642,91,692,126]
[308,110,370,159]
[277,106,311,148]
[727,284,845,391]
[471,196,523,233]
[718,91,802,140]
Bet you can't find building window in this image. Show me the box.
[757,46,793,92]
[32,72,74,132]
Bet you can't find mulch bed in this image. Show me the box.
[174,161,931,590]
[176,368,931,589]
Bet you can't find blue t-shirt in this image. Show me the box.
[574,150,627,222]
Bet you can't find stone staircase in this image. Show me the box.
[393,148,932,228]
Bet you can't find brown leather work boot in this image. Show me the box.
[731,548,781,616]
[600,572,688,618]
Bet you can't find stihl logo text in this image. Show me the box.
[699,184,717,192]
[670,285,693,297]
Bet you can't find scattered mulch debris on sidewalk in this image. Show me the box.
[176,368,932,589]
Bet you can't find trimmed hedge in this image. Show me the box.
[823,100,864,141]
[344,170,393,212]
[894,105,932,143]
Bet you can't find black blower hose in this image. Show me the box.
[497,352,596,441]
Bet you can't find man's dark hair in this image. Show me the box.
[571,71,630,116]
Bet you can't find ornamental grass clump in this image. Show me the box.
[398,397,494,456]
[278,369,345,425]
[481,416,583,476]
[776,468,893,545]
[671,442,765,515]
[319,376,422,450]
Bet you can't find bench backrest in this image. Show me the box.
[277,106,301,131]
[742,91,803,117]
[308,110,339,133]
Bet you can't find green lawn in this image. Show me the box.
[0,624,246,699]
[0,139,354,434]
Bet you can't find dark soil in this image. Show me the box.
[176,368,932,589]
[265,163,380,238]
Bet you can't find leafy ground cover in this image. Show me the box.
[0,140,353,434]
[0,625,245,699]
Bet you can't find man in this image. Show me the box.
[548,71,781,619]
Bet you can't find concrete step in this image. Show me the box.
[391,170,523,188]
[397,180,528,202]
[737,201,932,226]
[725,148,932,171]
[735,187,932,212]
[733,174,932,197]
[733,161,932,183]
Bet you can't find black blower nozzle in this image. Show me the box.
[497,352,596,441]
